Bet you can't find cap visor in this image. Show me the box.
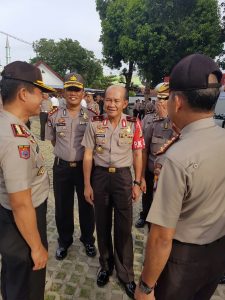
[34,82,56,93]
[64,83,84,89]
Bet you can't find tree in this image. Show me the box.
[138,0,225,86]
[96,0,225,89]
[30,38,103,87]
[96,0,146,91]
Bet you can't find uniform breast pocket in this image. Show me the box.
[96,133,107,145]
[118,137,133,146]
[151,136,166,154]
[56,125,67,137]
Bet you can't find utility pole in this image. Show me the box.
[5,35,10,65]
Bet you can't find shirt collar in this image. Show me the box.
[181,117,215,136]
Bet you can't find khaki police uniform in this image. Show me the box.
[139,117,176,222]
[39,98,52,141]
[45,106,96,249]
[147,118,225,300]
[82,113,145,283]
[87,101,100,115]
[0,110,49,300]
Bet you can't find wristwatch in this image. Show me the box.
[133,180,141,187]
[139,277,154,295]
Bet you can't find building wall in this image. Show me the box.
[37,64,63,87]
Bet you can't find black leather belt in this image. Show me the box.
[56,157,82,168]
[95,166,130,173]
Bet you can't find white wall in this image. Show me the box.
[37,64,63,86]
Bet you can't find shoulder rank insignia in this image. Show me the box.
[153,117,165,123]
[11,124,30,137]
[92,115,104,122]
[18,145,30,159]
[88,107,98,116]
[48,107,58,116]
[156,135,180,155]
[126,116,137,123]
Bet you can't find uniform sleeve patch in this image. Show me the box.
[18,145,30,159]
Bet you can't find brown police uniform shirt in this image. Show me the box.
[81,113,145,168]
[45,106,97,161]
[87,102,100,115]
[144,117,175,172]
[141,113,157,132]
[147,118,225,244]
[0,110,49,210]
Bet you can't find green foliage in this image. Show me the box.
[30,38,103,87]
[91,74,117,89]
[96,0,225,88]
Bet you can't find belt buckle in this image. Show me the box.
[69,162,77,167]
[108,167,116,173]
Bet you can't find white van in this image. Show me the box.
[214,91,225,128]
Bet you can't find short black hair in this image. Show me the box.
[0,78,35,104]
[172,87,220,112]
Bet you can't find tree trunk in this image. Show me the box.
[125,61,134,92]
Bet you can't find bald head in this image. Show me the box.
[105,85,128,100]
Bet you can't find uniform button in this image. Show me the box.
[193,163,198,169]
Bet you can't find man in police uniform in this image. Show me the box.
[85,91,100,115]
[39,93,52,140]
[135,83,177,228]
[135,54,225,300]
[82,85,145,299]
[0,61,55,300]
[45,73,96,260]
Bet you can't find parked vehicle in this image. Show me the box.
[214,91,225,128]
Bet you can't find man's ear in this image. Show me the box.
[174,94,183,113]
[123,99,129,109]
[17,87,28,103]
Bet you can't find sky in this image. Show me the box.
[0,0,106,70]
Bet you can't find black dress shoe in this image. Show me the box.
[85,243,97,257]
[55,246,68,260]
[135,218,145,228]
[97,269,113,287]
[219,274,225,284]
[119,279,136,299]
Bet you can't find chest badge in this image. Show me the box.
[37,166,45,176]
[96,145,104,154]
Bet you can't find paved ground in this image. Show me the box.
[1,117,225,300]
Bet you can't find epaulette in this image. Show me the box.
[156,135,180,155]
[92,115,104,122]
[11,124,30,138]
[153,117,165,123]
[48,107,58,116]
[88,107,98,116]
[126,116,137,122]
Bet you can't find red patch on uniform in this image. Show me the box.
[18,145,30,159]
[132,119,145,150]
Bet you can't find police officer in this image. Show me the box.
[135,54,225,300]
[45,73,96,260]
[0,61,55,300]
[135,83,177,228]
[85,91,100,115]
[39,93,52,140]
[82,85,145,299]
[145,98,155,115]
